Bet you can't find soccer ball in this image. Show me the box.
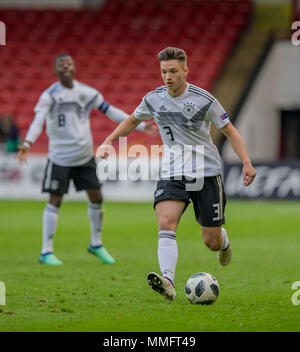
[185,272,220,305]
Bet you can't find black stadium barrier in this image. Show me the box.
[223,161,300,199]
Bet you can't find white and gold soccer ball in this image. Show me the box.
[185,272,220,305]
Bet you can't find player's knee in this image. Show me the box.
[202,227,223,251]
[51,200,62,208]
[158,216,177,232]
[87,189,103,204]
[90,197,102,206]
[49,195,63,208]
[203,233,222,251]
[203,238,221,251]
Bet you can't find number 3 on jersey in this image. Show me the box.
[58,114,66,127]
[163,126,174,141]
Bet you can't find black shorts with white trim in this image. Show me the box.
[153,176,226,227]
[42,157,101,195]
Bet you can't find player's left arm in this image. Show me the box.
[221,122,256,186]
[98,101,158,136]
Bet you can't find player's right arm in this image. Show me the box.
[16,92,52,163]
[96,113,141,159]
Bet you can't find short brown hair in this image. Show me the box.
[157,47,187,65]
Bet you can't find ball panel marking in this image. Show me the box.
[185,272,220,305]
[210,283,219,297]
[185,283,191,295]
[191,273,206,278]
[195,280,205,297]
[210,275,217,281]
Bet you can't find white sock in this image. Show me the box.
[221,227,229,250]
[41,204,59,255]
[158,231,178,285]
[88,202,103,247]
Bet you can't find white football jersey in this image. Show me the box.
[134,83,229,178]
[27,80,104,166]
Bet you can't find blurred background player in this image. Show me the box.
[96,47,256,300]
[0,114,20,153]
[16,54,157,266]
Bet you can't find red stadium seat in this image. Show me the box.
[0,1,251,152]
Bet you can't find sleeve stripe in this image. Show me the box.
[98,101,110,113]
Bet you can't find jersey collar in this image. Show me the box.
[58,80,77,90]
[165,82,189,101]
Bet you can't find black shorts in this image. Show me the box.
[154,176,226,227]
[42,157,101,195]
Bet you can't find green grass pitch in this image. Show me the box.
[0,199,299,332]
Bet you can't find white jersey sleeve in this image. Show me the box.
[105,105,146,131]
[133,97,153,121]
[105,105,128,122]
[206,99,230,129]
[94,91,105,109]
[25,91,52,144]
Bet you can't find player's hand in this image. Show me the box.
[242,162,256,186]
[96,141,114,159]
[143,122,159,137]
[16,144,30,163]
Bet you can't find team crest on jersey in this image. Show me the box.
[183,102,196,117]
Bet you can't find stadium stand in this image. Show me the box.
[0,0,252,152]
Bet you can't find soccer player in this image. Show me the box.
[96,47,256,300]
[16,54,157,266]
